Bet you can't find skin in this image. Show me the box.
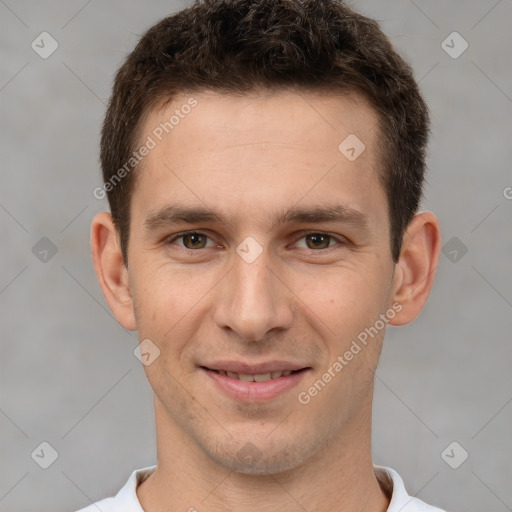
[91,89,441,512]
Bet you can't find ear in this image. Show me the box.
[90,212,136,331]
[388,211,441,326]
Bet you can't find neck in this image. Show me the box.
[138,396,389,512]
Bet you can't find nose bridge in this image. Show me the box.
[213,244,292,341]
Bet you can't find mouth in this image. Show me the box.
[203,368,306,382]
[199,363,311,403]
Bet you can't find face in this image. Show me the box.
[125,89,398,474]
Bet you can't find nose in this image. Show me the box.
[212,245,294,342]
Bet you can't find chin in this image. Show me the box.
[204,436,318,476]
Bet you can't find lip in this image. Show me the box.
[200,364,310,403]
[201,360,308,375]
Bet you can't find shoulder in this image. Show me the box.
[374,465,447,512]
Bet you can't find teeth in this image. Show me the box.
[253,373,272,382]
[218,370,296,381]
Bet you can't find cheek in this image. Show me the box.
[297,271,388,421]
[132,269,211,403]
[131,262,233,373]
[131,264,207,347]
[292,266,388,340]
[293,265,391,405]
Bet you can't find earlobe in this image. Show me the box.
[388,212,441,326]
[90,212,137,331]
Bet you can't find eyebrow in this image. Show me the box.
[144,204,370,232]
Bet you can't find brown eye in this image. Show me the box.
[181,233,208,249]
[305,233,331,249]
[166,232,213,250]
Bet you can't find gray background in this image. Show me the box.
[1,0,511,511]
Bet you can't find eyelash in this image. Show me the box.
[165,230,346,252]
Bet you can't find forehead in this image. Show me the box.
[147,88,379,152]
[131,89,385,228]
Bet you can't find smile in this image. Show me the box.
[200,365,310,402]
[210,369,297,381]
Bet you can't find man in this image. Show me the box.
[81,0,444,510]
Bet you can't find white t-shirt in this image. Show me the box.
[75,465,446,512]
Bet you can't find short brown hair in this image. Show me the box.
[100,0,430,265]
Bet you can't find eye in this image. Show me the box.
[293,232,344,250]
[168,231,216,250]
[166,231,346,252]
